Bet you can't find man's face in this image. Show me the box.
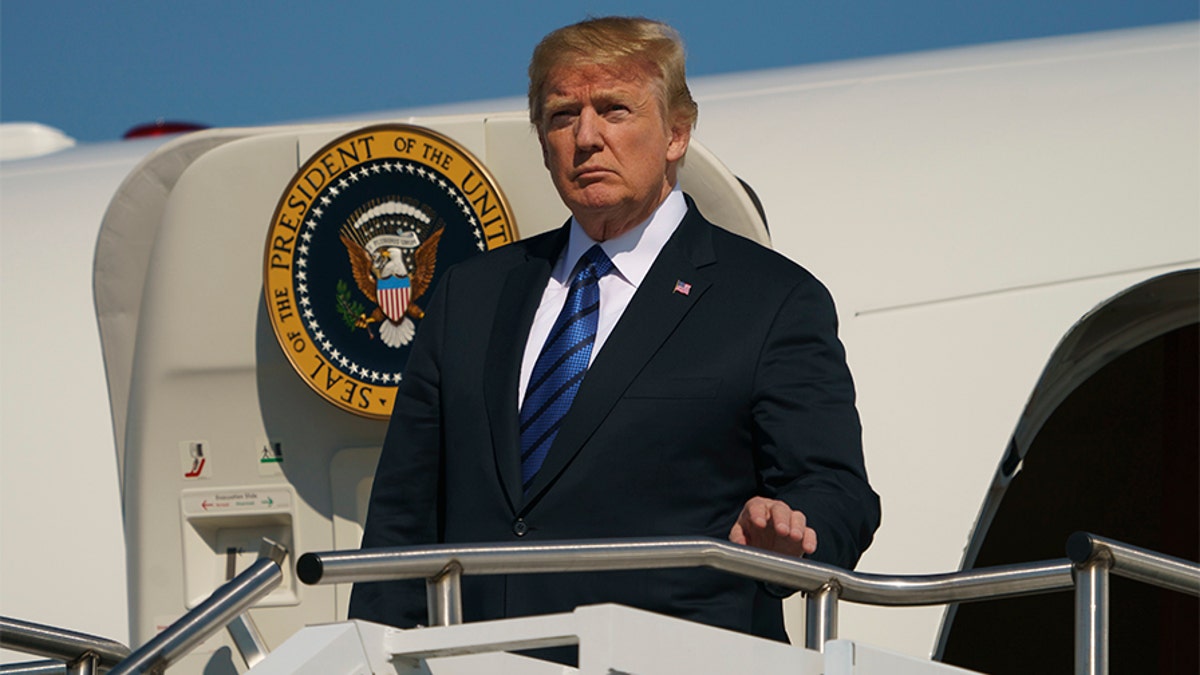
[537,60,690,241]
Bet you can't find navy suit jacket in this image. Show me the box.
[349,199,880,640]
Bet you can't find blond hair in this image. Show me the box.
[528,16,699,130]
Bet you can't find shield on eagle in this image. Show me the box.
[376,275,411,322]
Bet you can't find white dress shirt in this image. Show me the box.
[518,187,687,404]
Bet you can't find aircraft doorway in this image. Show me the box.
[937,271,1198,674]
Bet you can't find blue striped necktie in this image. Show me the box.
[519,244,614,493]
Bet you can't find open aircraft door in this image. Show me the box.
[93,113,769,673]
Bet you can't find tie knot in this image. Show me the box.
[575,244,614,283]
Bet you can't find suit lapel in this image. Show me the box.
[484,230,564,512]
[521,206,716,507]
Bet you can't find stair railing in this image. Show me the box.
[298,531,1199,675]
[0,617,130,675]
[107,539,287,675]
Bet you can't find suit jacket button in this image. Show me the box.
[512,519,528,537]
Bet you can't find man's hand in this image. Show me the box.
[729,496,817,557]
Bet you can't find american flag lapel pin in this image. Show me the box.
[673,280,692,296]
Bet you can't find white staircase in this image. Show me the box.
[247,604,980,675]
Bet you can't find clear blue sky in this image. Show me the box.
[2,1,1196,142]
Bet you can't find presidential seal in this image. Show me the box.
[264,124,517,419]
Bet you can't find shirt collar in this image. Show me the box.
[560,186,686,287]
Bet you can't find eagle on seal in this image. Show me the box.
[340,225,444,348]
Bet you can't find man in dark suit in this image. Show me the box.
[350,16,880,642]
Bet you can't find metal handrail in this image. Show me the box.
[298,536,1075,650]
[0,662,70,675]
[0,616,130,674]
[298,535,1075,605]
[0,614,131,672]
[107,539,287,675]
[298,532,1199,675]
[1067,531,1200,594]
[1066,532,1200,675]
